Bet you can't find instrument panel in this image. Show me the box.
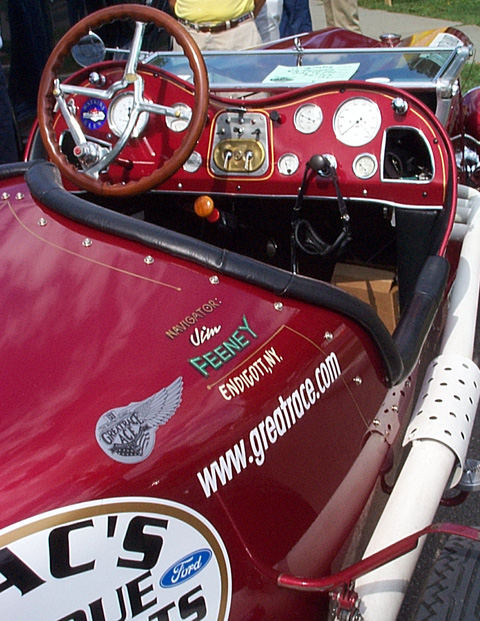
[161,81,448,210]
[51,66,450,210]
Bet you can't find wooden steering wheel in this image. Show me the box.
[37,4,209,197]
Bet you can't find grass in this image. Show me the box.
[358,0,480,89]
[358,0,480,25]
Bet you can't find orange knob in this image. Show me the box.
[194,195,214,218]
[194,195,220,223]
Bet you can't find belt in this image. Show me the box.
[177,12,254,34]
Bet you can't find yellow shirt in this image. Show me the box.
[174,0,255,23]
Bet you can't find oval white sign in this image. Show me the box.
[0,497,231,620]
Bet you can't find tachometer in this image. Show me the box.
[294,103,323,134]
[333,97,381,147]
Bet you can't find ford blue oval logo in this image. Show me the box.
[160,549,212,588]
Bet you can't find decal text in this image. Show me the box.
[189,315,258,377]
[197,352,342,497]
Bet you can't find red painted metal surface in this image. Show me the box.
[4,13,473,618]
[0,175,397,617]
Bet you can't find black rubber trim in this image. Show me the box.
[0,160,33,180]
[25,160,406,384]
[393,255,449,377]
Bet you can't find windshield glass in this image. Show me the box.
[144,46,468,92]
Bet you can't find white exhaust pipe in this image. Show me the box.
[356,186,480,620]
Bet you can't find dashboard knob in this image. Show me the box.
[308,154,329,174]
[269,110,281,123]
[392,97,409,115]
[194,196,220,222]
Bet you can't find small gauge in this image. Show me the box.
[278,153,300,176]
[183,151,202,173]
[108,92,149,138]
[353,153,378,179]
[165,103,192,132]
[293,103,323,134]
[333,97,381,147]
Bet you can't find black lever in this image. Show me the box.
[290,154,352,267]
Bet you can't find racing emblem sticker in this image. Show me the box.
[96,377,183,464]
[0,497,232,620]
[81,98,107,130]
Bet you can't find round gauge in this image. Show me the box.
[333,97,382,147]
[108,92,149,138]
[183,151,202,173]
[353,153,378,179]
[165,103,192,132]
[294,103,323,134]
[278,153,300,176]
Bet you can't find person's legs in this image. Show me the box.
[0,65,19,163]
[280,0,311,37]
[7,0,53,122]
[327,0,361,33]
[172,18,261,51]
[256,0,283,42]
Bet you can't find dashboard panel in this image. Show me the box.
[52,64,450,211]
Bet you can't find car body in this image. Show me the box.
[2,5,480,620]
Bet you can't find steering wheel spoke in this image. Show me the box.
[38,4,208,196]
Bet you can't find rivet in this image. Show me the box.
[82,238,93,248]
[177,183,183,189]
[324,331,333,341]
[372,419,380,426]
[405,379,411,388]
[236,185,241,191]
[274,301,284,311]
[144,255,154,265]
[15,192,24,200]
[209,275,219,285]
[1,192,10,199]
[391,404,399,412]
[38,217,47,227]
[353,376,362,386]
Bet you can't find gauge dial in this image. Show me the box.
[165,103,192,132]
[278,153,300,176]
[294,103,323,134]
[353,153,378,179]
[108,92,149,138]
[333,97,381,147]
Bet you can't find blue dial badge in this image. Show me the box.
[81,98,107,130]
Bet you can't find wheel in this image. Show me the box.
[37,4,209,197]
[411,533,480,619]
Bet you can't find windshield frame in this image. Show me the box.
[135,45,472,94]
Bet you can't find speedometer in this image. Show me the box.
[108,92,149,138]
[333,97,381,147]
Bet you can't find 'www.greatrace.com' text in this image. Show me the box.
[197,352,341,498]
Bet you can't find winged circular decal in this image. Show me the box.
[95,377,183,464]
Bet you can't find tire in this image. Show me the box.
[411,533,480,620]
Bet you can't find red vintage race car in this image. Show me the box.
[2,4,480,620]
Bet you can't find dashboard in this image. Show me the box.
[52,63,451,211]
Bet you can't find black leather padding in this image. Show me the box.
[25,159,408,385]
